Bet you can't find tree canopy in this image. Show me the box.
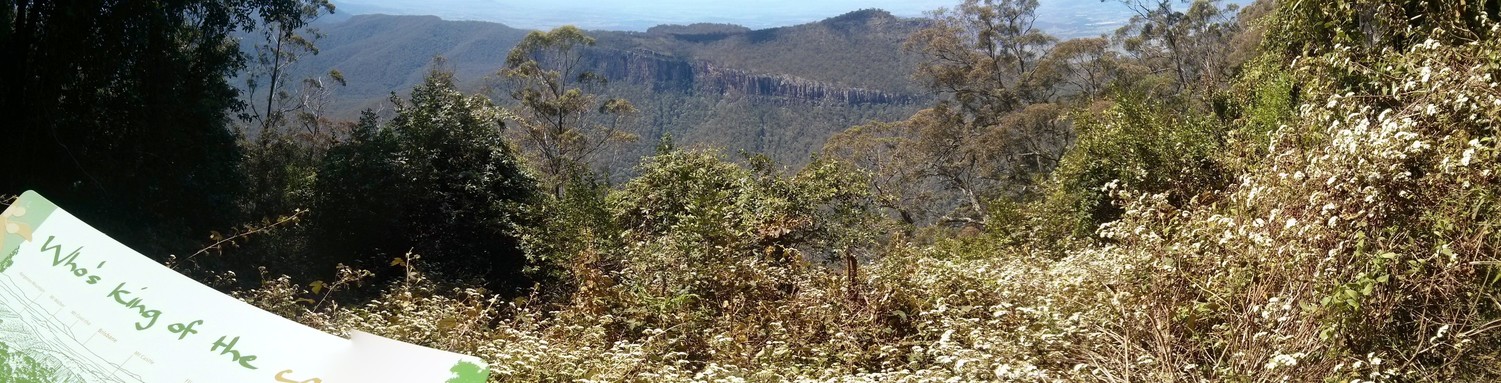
[0,0,332,256]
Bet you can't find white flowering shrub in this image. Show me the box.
[1048,12,1501,381]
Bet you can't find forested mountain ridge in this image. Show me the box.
[298,9,925,107]
[599,9,926,94]
[281,9,930,168]
[280,14,529,117]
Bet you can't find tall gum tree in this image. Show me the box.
[500,26,638,197]
[827,0,1077,228]
[1110,0,1241,96]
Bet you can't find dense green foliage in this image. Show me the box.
[1039,93,1228,240]
[12,0,1501,381]
[0,0,332,256]
[309,69,536,290]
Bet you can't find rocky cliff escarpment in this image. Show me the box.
[588,48,922,105]
[689,60,919,105]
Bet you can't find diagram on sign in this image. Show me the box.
[0,270,147,383]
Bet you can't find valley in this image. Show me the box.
[284,9,932,170]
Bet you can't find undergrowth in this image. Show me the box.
[228,4,1501,383]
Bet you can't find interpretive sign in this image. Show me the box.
[0,191,489,382]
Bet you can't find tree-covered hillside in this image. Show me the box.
[278,10,931,171]
[272,14,533,116]
[8,0,1501,381]
[606,9,927,94]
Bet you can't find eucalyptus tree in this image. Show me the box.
[500,26,638,197]
[828,0,1071,228]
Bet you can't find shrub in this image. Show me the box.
[311,69,538,291]
[1035,92,1228,242]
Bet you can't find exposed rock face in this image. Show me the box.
[690,60,919,105]
[588,48,920,105]
[589,49,697,92]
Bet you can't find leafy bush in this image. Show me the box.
[311,69,538,291]
[1035,93,1228,242]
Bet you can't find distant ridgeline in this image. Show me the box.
[281,9,930,169]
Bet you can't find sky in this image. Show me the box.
[327,0,1186,36]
